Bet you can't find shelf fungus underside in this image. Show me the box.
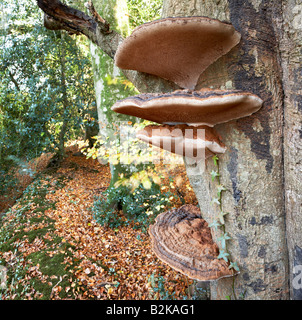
[112,89,263,127]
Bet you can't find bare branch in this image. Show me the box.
[36,0,179,93]
[37,0,96,36]
[36,0,120,58]
[8,70,20,91]
[43,14,80,35]
[86,1,110,33]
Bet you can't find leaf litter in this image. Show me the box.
[0,147,197,300]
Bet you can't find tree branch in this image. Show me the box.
[8,70,20,91]
[86,0,110,33]
[44,14,80,35]
[37,0,119,57]
[36,0,179,93]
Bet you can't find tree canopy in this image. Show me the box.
[0,0,96,193]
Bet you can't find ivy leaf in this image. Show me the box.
[218,233,231,249]
[212,155,219,166]
[229,261,240,272]
[217,249,230,262]
[217,185,226,197]
[211,170,219,181]
[217,185,226,192]
[218,211,229,224]
[209,220,221,230]
[212,197,220,206]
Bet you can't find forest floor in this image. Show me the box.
[0,146,199,300]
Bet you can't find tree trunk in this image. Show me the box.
[162,0,289,300]
[89,1,177,190]
[58,31,68,159]
[277,0,302,300]
[89,0,136,188]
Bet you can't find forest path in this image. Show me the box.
[0,148,195,300]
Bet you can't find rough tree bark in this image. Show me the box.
[36,0,302,300]
[162,0,289,300]
[88,0,134,187]
[88,0,172,189]
[277,0,302,300]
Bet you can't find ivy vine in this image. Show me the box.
[209,155,240,273]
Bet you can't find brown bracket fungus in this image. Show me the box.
[136,124,226,160]
[112,89,263,127]
[111,16,262,283]
[114,17,241,90]
[149,204,235,281]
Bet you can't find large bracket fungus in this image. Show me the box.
[112,89,263,127]
[149,205,235,281]
[114,17,241,90]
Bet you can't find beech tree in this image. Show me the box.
[36,0,302,300]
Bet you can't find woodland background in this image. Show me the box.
[0,0,201,300]
[1,0,302,300]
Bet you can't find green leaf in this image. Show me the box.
[212,155,219,166]
[209,220,221,230]
[218,211,229,224]
[217,249,230,262]
[212,197,220,205]
[211,170,219,181]
[217,185,226,192]
[218,233,232,249]
[217,185,226,197]
[229,261,240,272]
[142,177,152,190]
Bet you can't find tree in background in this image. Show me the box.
[86,0,162,189]
[0,0,96,194]
[36,0,302,300]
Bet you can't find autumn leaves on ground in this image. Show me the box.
[0,146,198,300]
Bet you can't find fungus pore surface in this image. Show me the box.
[112,89,263,127]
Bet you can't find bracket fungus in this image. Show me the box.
[112,89,263,127]
[149,205,235,281]
[111,16,263,281]
[114,17,241,89]
[136,124,226,160]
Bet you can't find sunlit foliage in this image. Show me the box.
[0,0,96,193]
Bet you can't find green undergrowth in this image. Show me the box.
[92,182,177,233]
[0,173,81,300]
